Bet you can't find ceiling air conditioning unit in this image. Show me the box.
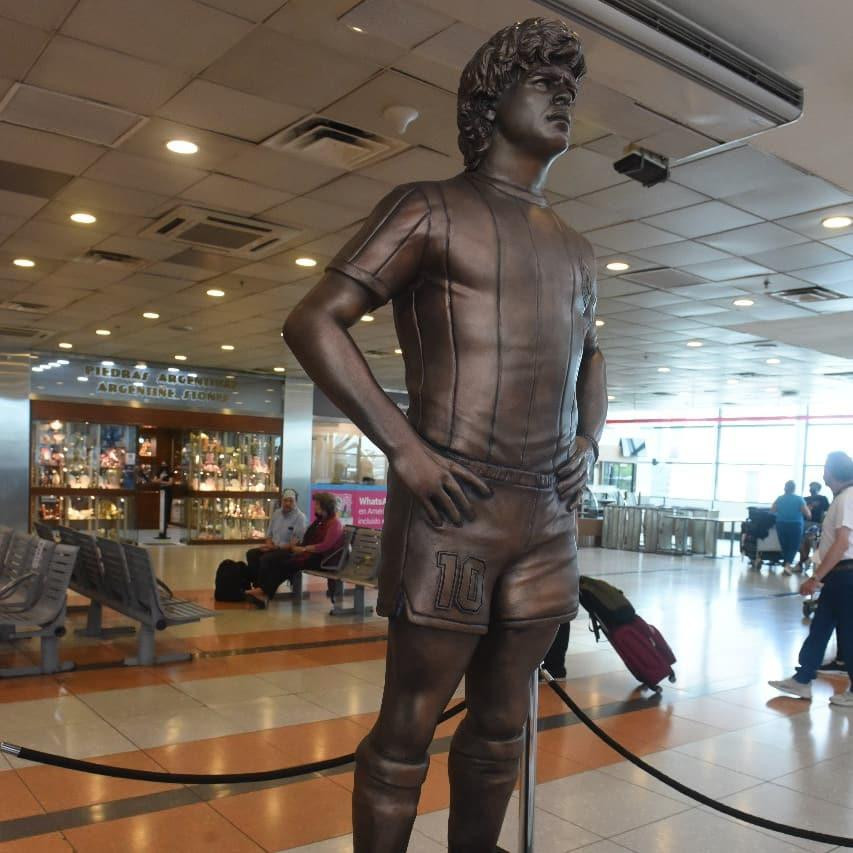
[140,206,300,259]
[534,0,803,144]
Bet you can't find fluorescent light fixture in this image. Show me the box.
[394,348,403,355]
[166,139,198,154]
[607,395,615,401]
[58,342,73,349]
[686,340,703,348]
[101,360,114,367]
[361,314,375,322]
[168,367,180,373]
[142,311,160,319]
[173,354,187,361]
[595,319,605,327]
[726,378,739,385]
[95,329,111,336]
[732,298,754,307]
[133,381,144,387]
[273,366,286,373]
[206,288,225,297]
[295,257,317,267]
[135,362,147,369]
[766,357,781,365]
[76,376,88,382]
[70,212,96,224]
[605,261,630,272]
[221,344,235,351]
[57,359,69,365]
[187,372,197,378]
[822,215,852,229]
[13,258,35,267]
[657,366,671,373]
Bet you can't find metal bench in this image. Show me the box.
[0,525,12,564]
[54,526,136,639]
[0,532,56,612]
[0,542,79,677]
[302,526,381,618]
[97,539,214,666]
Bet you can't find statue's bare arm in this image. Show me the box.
[283,272,490,526]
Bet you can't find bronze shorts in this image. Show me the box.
[377,451,579,634]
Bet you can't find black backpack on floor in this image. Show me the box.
[215,559,249,602]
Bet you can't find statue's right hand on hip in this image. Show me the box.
[391,442,491,527]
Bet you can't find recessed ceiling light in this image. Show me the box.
[686,340,703,348]
[821,215,852,229]
[173,354,187,361]
[101,360,114,367]
[70,212,96,224]
[142,311,160,319]
[95,329,111,336]
[295,257,317,267]
[657,366,671,373]
[732,298,754,307]
[607,395,616,401]
[273,366,286,373]
[135,363,147,369]
[13,258,35,268]
[168,367,180,373]
[394,348,403,355]
[605,261,630,272]
[226,374,235,379]
[57,359,69,365]
[595,319,605,327]
[361,314,375,322]
[206,288,225,297]
[31,366,42,372]
[58,342,73,349]
[166,139,198,155]
[76,376,88,383]
[221,344,235,351]
[348,24,364,33]
[766,357,781,365]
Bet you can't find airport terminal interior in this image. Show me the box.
[1,0,853,851]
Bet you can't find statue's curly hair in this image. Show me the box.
[457,18,586,171]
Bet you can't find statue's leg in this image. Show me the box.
[353,614,480,853]
[447,622,558,853]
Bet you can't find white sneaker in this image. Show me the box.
[782,564,793,576]
[768,677,812,699]
[829,691,853,708]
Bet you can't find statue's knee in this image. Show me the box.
[355,735,430,789]
[450,715,524,763]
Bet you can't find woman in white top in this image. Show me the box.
[769,451,853,707]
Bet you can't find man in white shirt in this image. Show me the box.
[245,489,307,587]
[770,451,853,706]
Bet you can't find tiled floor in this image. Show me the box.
[0,544,851,852]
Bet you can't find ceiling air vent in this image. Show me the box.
[82,249,144,267]
[0,325,52,340]
[771,286,845,305]
[263,115,406,170]
[140,206,299,260]
[0,300,48,313]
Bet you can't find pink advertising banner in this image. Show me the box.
[311,485,387,529]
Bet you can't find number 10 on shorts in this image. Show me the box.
[435,551,486,614]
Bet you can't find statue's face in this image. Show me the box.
[492,64,577,161]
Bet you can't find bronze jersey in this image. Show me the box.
[329,171,598,475]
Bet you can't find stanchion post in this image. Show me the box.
[518,667,539,853]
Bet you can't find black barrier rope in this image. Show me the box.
[540,669,853,848]
[0,700,467,786]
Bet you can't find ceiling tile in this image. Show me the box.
[204,26,379,110]
[578,180,706,218]
[680,258,772,281]
[157,80,305,143]
[62,0,253,74]
[26,36,190,115]
[724,175,851,220]
[83,151,206,196]
[0,0,76,29]
[191,0,288,23]
[392,52,460,94]
[552,199,628,233]
[622,269,707,289]
[671,282,750,300]
[823,234,853,256]
[546,148,626,198]
[596,279,649,298]
[0,160,73,198]
[775,205,853,240]
[6,219,109,256]
[0,124,105,175]
[700,223,808,255]
[670,146,802,196]
[631,241,730,267]
[408,21,487,68]
[181,174,292,215]
[0,188,49,218]
[708,273,806,294]
[93,235,183,262]
[359,147,460,184]
[340,0,453,48]
[637,126,717,159]
[585,222,681,252]
[618,290,689,308]
[323,70,458,158]
[0,18,51,79]
[641,201,762,239]
[54,178,169,216]
[218,147,343,195]
[747,242,848,272]
[264,196,363,231]
[308,175,390,213]
[660,301,730,318]
[793,260,853,286]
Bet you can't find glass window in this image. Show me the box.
[804,421,853,466]
[312,421,389,485]
[718,423,796,465]
[716,464,798,505]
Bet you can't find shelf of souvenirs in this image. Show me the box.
[185,495,276,544]
[183,489,280,499]
[32,494,134,538]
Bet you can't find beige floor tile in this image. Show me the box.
[212,693,337,732]
[774,755,853,809]
[258,666,370,693]
[174,673,287,705]
[114,706,243,749]
[298,684,387,717]
[498,797,603,852]
[0,696,103,734]
[5,721,137,769]
[80,683,203,722]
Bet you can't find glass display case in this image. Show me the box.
[33,420,136,490]
[186,496,276,542]
[312,421,388,484]
[181,430,279,492]
[32,493,134,541]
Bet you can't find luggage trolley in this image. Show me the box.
[740,507,783,571]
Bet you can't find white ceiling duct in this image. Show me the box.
[535,0,803,152]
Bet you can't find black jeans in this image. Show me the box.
[543,622,571,677]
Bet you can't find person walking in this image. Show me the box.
[771,480,810,574]
[769,451,853,707]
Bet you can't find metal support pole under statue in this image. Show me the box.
[518,669,539,852]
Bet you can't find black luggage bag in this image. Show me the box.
[215,559,250,602]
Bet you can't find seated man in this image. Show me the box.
[245,488,307,587]
[245,492,344,608]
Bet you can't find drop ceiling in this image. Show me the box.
[0,0,852,414]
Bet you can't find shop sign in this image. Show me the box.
[84,365,236,403]
[312,485,387,529]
